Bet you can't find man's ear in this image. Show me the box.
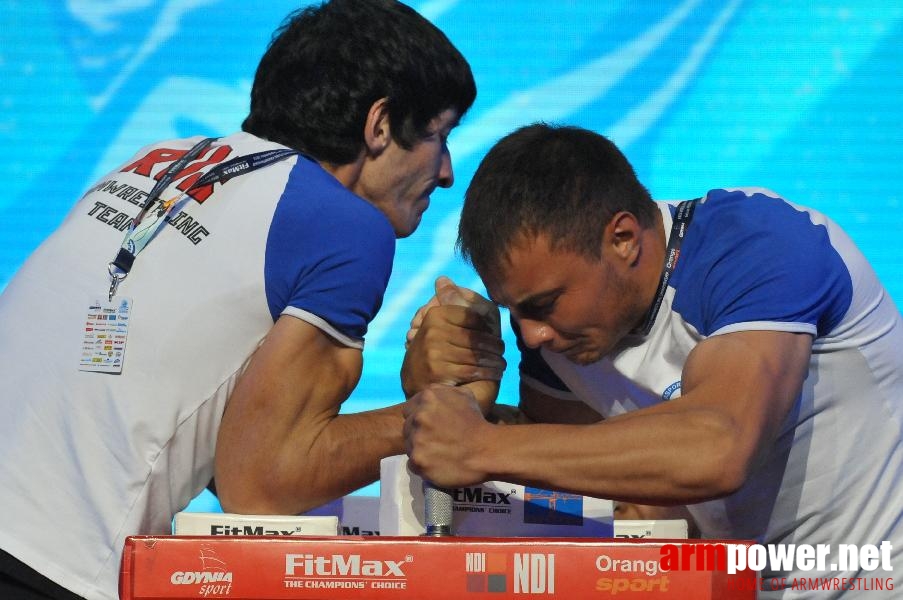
[604,211,642,266]
[363,97,391,156]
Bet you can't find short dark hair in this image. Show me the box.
[242,0,476,164]
[458,123,657,276]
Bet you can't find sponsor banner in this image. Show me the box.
[306,495,684,540]
[305,496,382,536]
[613,520,688,540]
[120,536,756,599]
[379,455,613,537]
[173,512,339,537]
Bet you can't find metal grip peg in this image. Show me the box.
[422,481,453,537]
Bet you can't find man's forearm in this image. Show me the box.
[470,410,744,506]
[286,403,407,513]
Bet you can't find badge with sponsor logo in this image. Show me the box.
[78,297,132,374]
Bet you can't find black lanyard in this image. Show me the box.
[107,138,298,299]
[126,137,217,235]
[635,199,697,336]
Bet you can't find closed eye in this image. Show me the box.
[517,296,558,321]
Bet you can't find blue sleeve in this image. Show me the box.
[264,159,395,344]
[670,189,853,337]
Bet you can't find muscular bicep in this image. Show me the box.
[677,329,812,480]
[457,331,812,506]
[519,381,603,424]
[214,314,363,513]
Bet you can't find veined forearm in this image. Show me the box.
[280,403,407,513]
[476,408,743,505]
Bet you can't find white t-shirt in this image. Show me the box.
[0,132,396,599]
[519,188,903,597]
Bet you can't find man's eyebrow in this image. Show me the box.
[511,288,562,313]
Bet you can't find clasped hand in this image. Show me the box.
[400,276,508,486]
[401,276,505,410]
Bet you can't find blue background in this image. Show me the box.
[2,1,900,508]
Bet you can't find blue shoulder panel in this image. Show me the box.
[670,189,853,337]
[264,157,396,340]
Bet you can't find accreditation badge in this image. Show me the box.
[78,296,132,374]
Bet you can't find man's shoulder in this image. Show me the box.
[280,163,395,243]
[670,187,854,337]
[679,187,834,250]
[695,186,791,220]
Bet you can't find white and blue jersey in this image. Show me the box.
[0,132,395,600]
[519,188,903,596]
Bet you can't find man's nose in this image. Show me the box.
[518,318,553,349]
[437,147,453,188]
